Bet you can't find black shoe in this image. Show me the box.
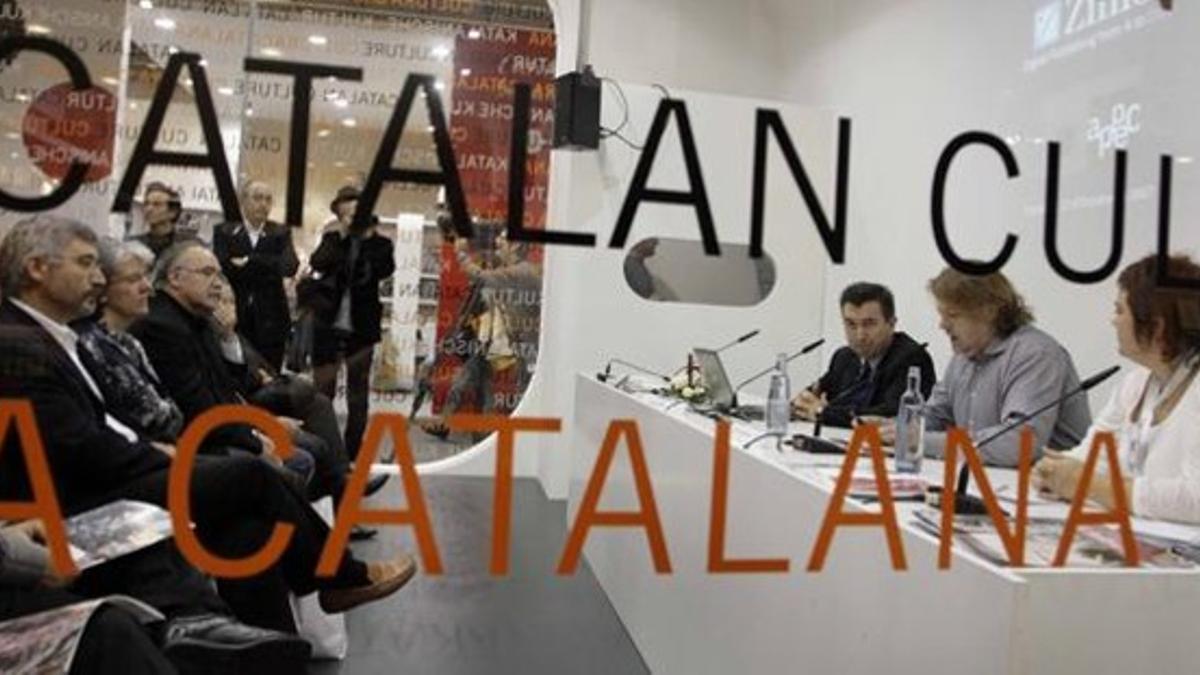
[349,524,379,541]
[363,473,390,497]
[421,422,450,440]
[162,613,311,674]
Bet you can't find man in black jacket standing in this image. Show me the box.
[793,282,936,427]
[213,180,298,371]
[308,186,395,461]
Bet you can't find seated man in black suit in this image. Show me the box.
[0,215,415,633]
[130,242,314,479]
[792,282,935,427]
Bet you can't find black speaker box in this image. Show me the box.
[553,69,601,150]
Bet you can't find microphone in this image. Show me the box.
[714,329,761,353]
[731,338,825,406]
[946,364,1120,514]
[670,329,762,379]
[597,358,672,384]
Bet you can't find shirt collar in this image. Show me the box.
[10,298,79,352]
[976,325,1027,361]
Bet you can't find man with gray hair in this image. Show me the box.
[0,217,417,632]
[212,180,298,371]
[0,214,317,669]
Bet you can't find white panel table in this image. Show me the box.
[568,374,1200,675]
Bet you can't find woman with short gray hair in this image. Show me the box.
[75,237,184,442]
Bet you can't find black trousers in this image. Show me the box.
[81,454,368,629]
[251,378,351,503]
[0,541,223,674]
[313,329,375,461]
[0,587,175,674]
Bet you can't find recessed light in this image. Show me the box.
[431,45,450,60]
[101,76,119,86]
[246,107,254,117]
[129,101,138,110]
[9,152,18,159]
[308,35,328,46]
[167,46,178,55]
[261,47,282,58]
[15,93,29,103]
[1178,157,1194,164]
[434,80,445,91]
[467,28,481,39]
[341,118,356,127]
[334,161,346,168]
[5,132,19,140]
[217,86,234,96]
[139,0,154,8]
[333,98,348,109]
[460,68,471,77]
[317,129,331,138]
[153,17,176,31]
[26,24,51,35]
[199,59,208,67]
[426,125,435,132]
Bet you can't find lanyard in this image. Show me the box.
[1128,350,1200,476]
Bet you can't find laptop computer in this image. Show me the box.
[692,347,764,420]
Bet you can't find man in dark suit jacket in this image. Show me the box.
[793,282,936,427]
[131,241,265,457]
[308,186,395,460]
[0,217,414,632]
[212,181,298,371]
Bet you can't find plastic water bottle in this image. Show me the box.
[894,366,925,473]
[765,353,792,442]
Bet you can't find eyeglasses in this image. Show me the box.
[176,265,221,279]
[109,271,149,285]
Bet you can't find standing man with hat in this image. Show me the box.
[308,186,395,461]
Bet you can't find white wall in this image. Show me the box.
[430,0,1200,501]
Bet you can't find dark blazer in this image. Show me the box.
[130,293,262,455]
[308,229,395,345]
[212,220,298,355]
[814,331,936,427]
[0,300,168,513]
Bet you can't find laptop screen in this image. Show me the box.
[693,348,735,409]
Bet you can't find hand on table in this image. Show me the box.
[791,389,827,421]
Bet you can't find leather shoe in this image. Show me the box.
[162,613,310,673]
[318,554,417,613]
[363,473,390,497]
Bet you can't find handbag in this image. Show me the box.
[289,497,348,660]
[295,267,339,316]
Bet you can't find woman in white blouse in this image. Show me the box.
[1035,254,1200,524]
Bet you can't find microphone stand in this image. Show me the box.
[942,365,1119,515]
[738,338,826,451]
[597,359,671,386]
[668,329,761,379]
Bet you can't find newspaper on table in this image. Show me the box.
[66,499,174,570]
[0,595,163,675]
[912,508,1197,568]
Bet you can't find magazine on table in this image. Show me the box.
[911,508,1197,569]
[819,469,928,501]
